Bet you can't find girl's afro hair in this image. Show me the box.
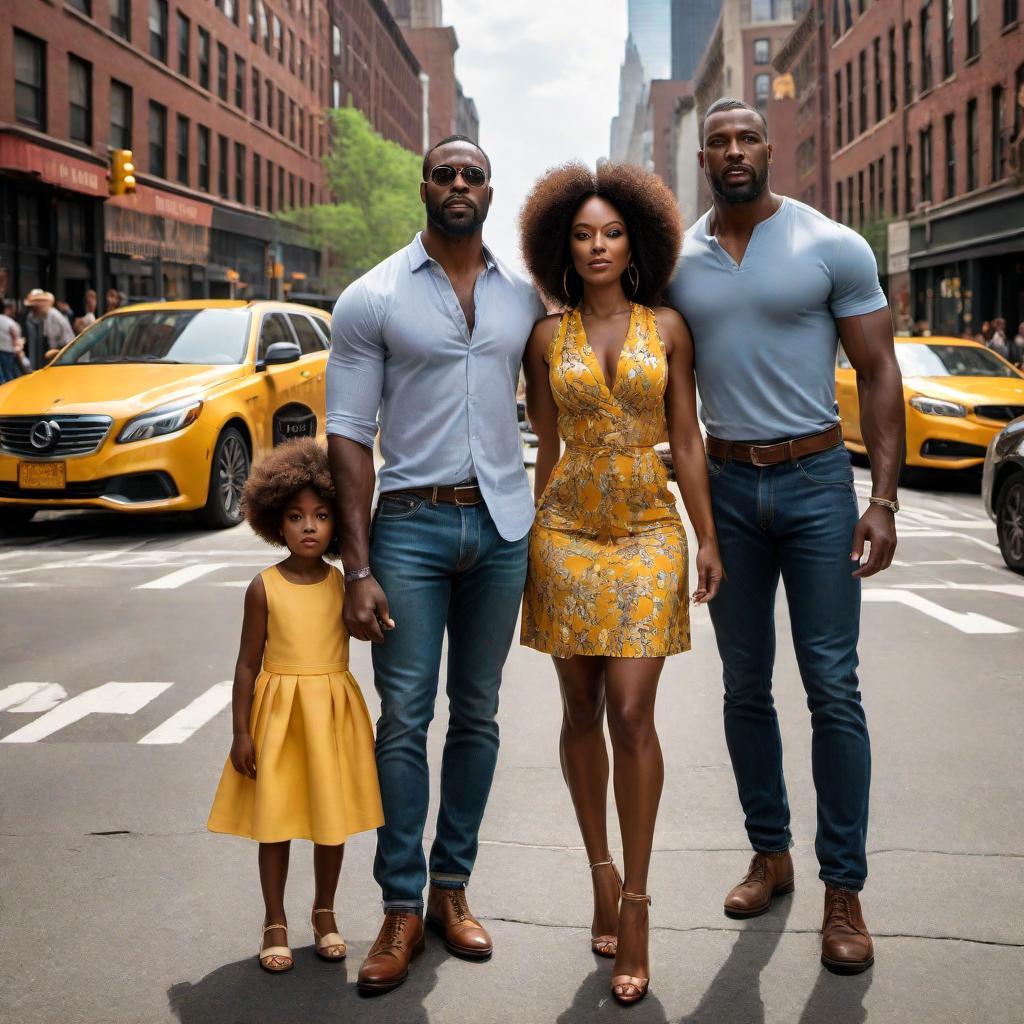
[518,160,683,309]
[242,437,340,556]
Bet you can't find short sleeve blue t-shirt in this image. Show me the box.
[666,197,888,441]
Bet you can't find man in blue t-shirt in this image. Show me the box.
[667,98,905,975]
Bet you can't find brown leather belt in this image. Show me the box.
[706,424,844,466]
[386,483,484,506]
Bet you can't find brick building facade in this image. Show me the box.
[1,0,424,308]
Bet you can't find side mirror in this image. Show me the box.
[256,341,301,371]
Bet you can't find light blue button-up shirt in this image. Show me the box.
[326,232,546,542]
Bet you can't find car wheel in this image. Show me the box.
[0,507,36,533]
[995,473,1024,575]
[197,427,250,529]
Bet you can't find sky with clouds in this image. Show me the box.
[444,1,628,272]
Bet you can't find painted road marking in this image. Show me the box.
[862,589,1018,634]
[138,681,233,745]
[0,683,62,712]
[0,682,172,743]
[136,563,230,589]
[893,582,1024,599]
[7,683,68,713]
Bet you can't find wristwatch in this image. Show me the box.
[343,565,372,583]
[868,496,900,513]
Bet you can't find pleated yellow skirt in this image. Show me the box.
[207,668,384,845]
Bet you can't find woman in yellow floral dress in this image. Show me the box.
[519,162,723,1006]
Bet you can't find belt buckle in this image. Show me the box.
[453,484,478,506]
[749,445,771,467]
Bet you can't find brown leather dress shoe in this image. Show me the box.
[723,850,795,919]
[425,885,493,961]
[357,912,425,994]
[821,886,874,974]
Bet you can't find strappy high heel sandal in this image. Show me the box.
[311,907,347,961]
[611,892,651,1006]
[258,923,293,973]
[589,859,622,958]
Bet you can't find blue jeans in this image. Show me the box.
[706,445,871,891]
[369,493,529,912]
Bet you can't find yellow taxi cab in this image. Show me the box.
[0,300,332,529]
[837,336,1024,470]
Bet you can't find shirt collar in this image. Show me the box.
[408,231,498,274]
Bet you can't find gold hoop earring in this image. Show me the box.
[562,264,573,303]
[627,263,639,297]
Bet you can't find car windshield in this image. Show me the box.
[895,344,1020,379]
[54,309,251,366]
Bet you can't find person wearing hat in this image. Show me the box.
[23,289,73,370]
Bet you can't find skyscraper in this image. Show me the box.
[671,0,724,81]
[629,0,672,80]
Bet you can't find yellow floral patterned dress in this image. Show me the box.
[521,303,690,659]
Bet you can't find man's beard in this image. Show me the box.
[710,165,769,204]
[426,197,486,237]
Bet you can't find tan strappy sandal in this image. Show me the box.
[611,891,651,1006]
[258,923,293,973]
[589,859,622,958]
[311,907,347,961]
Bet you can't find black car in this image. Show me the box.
[981,415,1024,574]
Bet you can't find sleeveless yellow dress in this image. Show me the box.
[521,304,690,659]
[208,565,384,844]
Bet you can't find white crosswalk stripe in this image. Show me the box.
[136,563,232,589]
[138,681,233,745]
[861,589,1019,634]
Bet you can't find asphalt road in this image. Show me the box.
[1,466,1022,1024]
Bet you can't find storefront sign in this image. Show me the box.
[107,184,213,228]
[887,220,910,275]
[0,136,107,197]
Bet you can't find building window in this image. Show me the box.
[966,97,978,190]
[217,44,228,101]
[300,40,307,83]
[278,165,285,210]
[845,61,853,142]
[176,114,189,184]
[919,126,932,202]
[857,169,864,226]
[332,78,341,109]
[920,2,933,92]
[68,55,92,145]
[235,55,246,109]
[873,37,882,123]
[289,172,295,208]
[966,0,980,58]
[888,27,898,113]
[1016,65,1024,141]
[944,112,956,197]
[149,100,167,177]
[266,81,274,128]
[274,16,283,62]
[858,50,867,134]
[891,145,899,214]
[754,38,770,64]
[15,33,46,130]
[941,0,954,77]
[266,159,274,211]
[252,68,261,120]
[198,124,210,191]
[109,79,132,150]
[219,0,238,24]
[261,3,270,53]
[278,90,285,133]
[218,134,229,197]
[235,142,245,203]
[1005,0,1019,26]
[992,84,1006,181]
[109,0,130,39]
[902,21,913,102]
[834,71,843,148]
[176,13,190,77]
[248,0,258,42]
[149,0,168,62]
[846,174,854,223]
[836,180,844,223]
[868,162,876,220]
[289,99,296,142]
[288,29,295,73]
[754,73,771,112]
[832,0,841,40]
[752,0,776,18]
[332,24,342,58]
[905,143,914,212]
[253,154,262,209]
[844,0,853,31]
[878,154,886,216]
[198,28,210,90]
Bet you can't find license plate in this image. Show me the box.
[18,462,66,489]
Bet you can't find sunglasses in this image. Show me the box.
[427,164,488,188]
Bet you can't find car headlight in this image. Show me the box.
[117,400,203,443]
[909,395,967,417]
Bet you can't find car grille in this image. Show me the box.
[974,405,1024,422]
[0,415,113,457]
[0,471,178,503]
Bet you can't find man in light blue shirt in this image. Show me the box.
[327,135,544,994]
[667,99,905,975]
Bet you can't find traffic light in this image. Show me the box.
[109,149,136,195]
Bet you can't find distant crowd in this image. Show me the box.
[0,287,125,383]
[969,317,1024,368]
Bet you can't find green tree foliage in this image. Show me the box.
[279,106,423,290]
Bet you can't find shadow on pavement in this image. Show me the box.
[797,966,872,1024]
[168,940,444,1024]
[676,897,793,1024]
[557,962,668,1022]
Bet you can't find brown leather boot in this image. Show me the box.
[821,886,874,974]
[723,850,795,919]
[357,912,425,994]
[425,884,493,961]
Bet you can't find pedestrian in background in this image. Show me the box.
[21,289,73,370]
[988,317,1010,361]
[105,287,125,314]
[1011,322,1024,368]
[0,301,24,383]
[74,288,98,334]
[207,439,384,974]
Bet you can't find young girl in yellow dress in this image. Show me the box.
[208,438,384,973]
